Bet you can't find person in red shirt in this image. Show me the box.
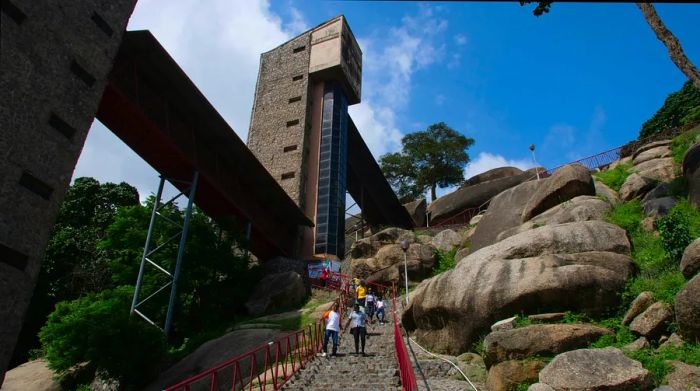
[320,266,328,288]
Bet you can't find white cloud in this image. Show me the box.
[463,152,533,180]
[540,106,608,165]
[454,34,468,45]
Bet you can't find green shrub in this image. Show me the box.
[593,162,633,192]
[433,249,457,275]
[640,81,700,138]
[657,210,692,264]
[670,126,700,164]
[40,286,165,389]
[590,319,636,349]
[681,106,700,125]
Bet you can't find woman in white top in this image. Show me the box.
[322,302,340,357]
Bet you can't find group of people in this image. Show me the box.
[321,277,387,358]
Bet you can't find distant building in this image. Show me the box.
[247,15,362,259]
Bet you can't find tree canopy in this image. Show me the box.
[640,80,700,138]
[380,122,474,203]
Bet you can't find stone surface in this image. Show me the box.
[403,221,633,354]
[483,324,613,368]
[642,183,671,204]
[643,196,677,217]
[468,180,541,253]
[675,274,700,343]
[245,271,306,316]
[684,140,700,207]
[146,328,284,390]
[622,291,655,325]
[633,145,672,166]
[659,333,684,349]
[528,384,555,391]
[635,140,672,156]
[469,212,485,225]
[431,229,462,252]
[404,198,427,228]
[370,227,416,245]
[497,195,611,242]
[620,173,657,201]
[623,337,650,352]
[463,166,524,187]
[528,313,567,322]
[352,243,435,284]
[629,301,674,339]
[538,348,651,390]
[666,361,700,391]
[1,359,60,391]
[521,164,596,222]
[595,180,621,205]
[486,360,545,391]
[417,234,433,245]
[428,173,530,224]
[681,238,700,279]
[0,0,139,379]
[635,157,677,183]
[491,316,518,332]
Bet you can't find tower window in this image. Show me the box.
[293,46,306,53]
[281,172,295,180]
[288,96,302,103]
[283,145,298,152]
[292,75,303,81]
[286,119,299,127]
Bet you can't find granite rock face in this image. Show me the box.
[483,324,612,368]
[594,180,620,205]
[665,360,700,391]
[486,360,545,391]
[538,348,651,390]
[521,164,595,222]
[403,198,427,228]
[629,301,673,339]
[245,271,306,316]
[619,173,657,201]
[622,291,654,326]
[402,221,632,354]
[675,274,700,343]
[431,229,462,252]
[463,166,524,187]
[352,243,435,284]
[684,140,700,207]
[680,238,700,279]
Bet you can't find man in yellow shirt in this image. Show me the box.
[356,280,367,307]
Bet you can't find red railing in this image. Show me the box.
[165,272,416,390]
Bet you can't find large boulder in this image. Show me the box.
[538,348,651,390]
[622,291,654,325]
[1,359,60,391]
[483,324,612,368]
[675,274,700,343]
[428,173,530,224]
[521,164,595,222]
[634,140,672,156]
[666,361,700,391]
[349,227,415,259]
[633,145,671,166]
[595,180,620,205]
[468,180,541,253]
[629,301,673,339]
[352,243,435,284]
[641,183,670,204]
[619,173,657,201]
[245,271,306,316]
[463,166,524,187]
[643,196,677,217]
[684,140,700,207]
[634,157,677,183]
[403,221,633,354]
[403,198,427,228]
[432,229,462,252]
[496,196,611,242]
[486,359,545,391]
[680,238,700,279]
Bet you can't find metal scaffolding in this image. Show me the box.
[130,171,199,337]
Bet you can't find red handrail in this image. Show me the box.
[164,272,416,390]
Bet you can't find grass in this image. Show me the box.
[628,343,700,385]
[593,161,633,191]
[433,249,457,275]
[670,126,700,164]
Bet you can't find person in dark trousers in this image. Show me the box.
[375,296,385,324]
[365,288,376,318]
[320,266,328,288]
[321,302,341,357]
[344,303,371,355]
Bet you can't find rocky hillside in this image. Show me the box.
[391,131,700,390]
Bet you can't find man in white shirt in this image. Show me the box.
[321,302,340,357]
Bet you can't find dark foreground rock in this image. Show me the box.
[245,271,306,316]
[538,348,651,390]
[675,274,700,343]
[666,360,700,391]
[402,221,632,354]
[681,238,700,279]
[684,140,700,207]
[483,324,612,367]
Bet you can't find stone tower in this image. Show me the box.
[247,16,362,259]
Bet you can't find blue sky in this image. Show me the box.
[74,1,700,200]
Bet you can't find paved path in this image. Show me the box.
[281,312,401,391]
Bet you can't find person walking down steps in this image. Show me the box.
[375,296,385,324]
[344,303,372,356]
[320,302,340,357]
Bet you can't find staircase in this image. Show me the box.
[281,314,401,391]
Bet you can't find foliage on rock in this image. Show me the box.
[432,249,457,276]
[641,81,700,138]
[593,162,632,192]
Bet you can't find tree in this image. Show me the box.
[380,122,474,202]
[520,2,700,89]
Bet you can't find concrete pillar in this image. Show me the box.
[0,0,137,382]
